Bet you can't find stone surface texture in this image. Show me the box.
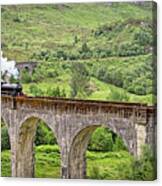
[1,96,156,178]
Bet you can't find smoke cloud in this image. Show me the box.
[1,51,19,80]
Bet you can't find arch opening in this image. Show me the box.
[16,117,61,178]
[24,66,29,71]
[68,125,133,179]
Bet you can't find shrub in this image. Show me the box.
[89,165,103,179]
[68,52,78,60]
[99,49,112,58]
[1,127,10,150]
[94,24,113,37]
[88,128,113,151]
[46,69,58,78]
[113,136,127,151]
[108,88,129,102]
[21,69,32,83]
[117,42,145,57]
[80,51,93,59]
[93,48,112,58]
[70,62,90,98]
[35,144,60,153]
[46,87,66,97]
[73,35,78,44]
[131,145,156,180]
[56,50,67,60]
[29,84,44,96]
[81,42,90,53]
[134,30,152,46]
[35,122,57,146]
[13,16,22,23]
[96,66,107,81]
[33,50,51,61]
[78,42,93,59]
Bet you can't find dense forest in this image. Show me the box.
[1,2,156,180]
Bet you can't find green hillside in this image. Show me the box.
[1,2,157,180]
[1,2,156,104]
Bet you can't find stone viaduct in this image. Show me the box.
[15,62,37,75]
[1,95,156,178]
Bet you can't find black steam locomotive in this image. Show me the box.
[1,81,23,96]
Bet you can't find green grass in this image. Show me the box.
[1,150,11,177]
[2,2,153,61]
[88,77,154,104]
[1,3,156,180]
[1,2,156,104]
[35,145,61,178]
[1,145,133,179]
[86,151,133,180]
[19,52,156,105]
[23,75,154,104]
[1,145,61,178]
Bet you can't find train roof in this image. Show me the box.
[1,82,22,89]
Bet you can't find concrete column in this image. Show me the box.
[12,118,38,177]
[60,146,70,179]
[10,130,18,177]
[60,144,87,179]
[68,126,97,179]
[135,124,147,157]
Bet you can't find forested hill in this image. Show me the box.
[1,2,154,61]
[1,2,156,104]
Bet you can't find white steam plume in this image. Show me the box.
[1,51,19,81]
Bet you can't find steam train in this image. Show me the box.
[1,81,23,96]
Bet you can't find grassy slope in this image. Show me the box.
[1,2,155,104]
[1,3,156,180]
[22,54,155,104]
[23,76,154,104]
[2,3,152,61]
[1,145,133,180]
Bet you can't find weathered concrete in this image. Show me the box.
[1,96,156,178]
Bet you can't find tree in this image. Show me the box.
[131,145,156,180]
[113,136,127,151]
[29,84,44,96]
[79,42,92,59]
[21,69,32,83]
[108,88,129,102]
[46,87,66,97]
[134,30,152,46]
[88,128,114,151]
[35,121,57,146]
[81,42,89,53]
[73,35,78,45]
[1,127,10,150]
[70,62,90,98]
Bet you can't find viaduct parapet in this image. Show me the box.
[1,96,156,178]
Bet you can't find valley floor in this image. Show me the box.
[1,145,133,180]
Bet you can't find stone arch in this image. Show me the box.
[1,108,11,129]
[1,116,9,130]
[16,115,60,177]
[68,125,98,178]
[68,118,136,179]
[18,113,59,144]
